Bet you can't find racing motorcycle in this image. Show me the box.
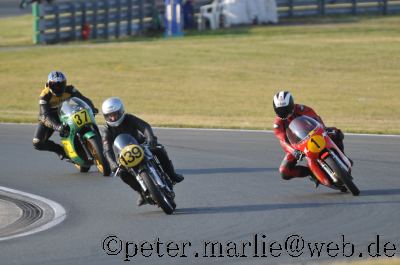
[286,116,360,196]
[113,134,176,214]
[59,97,111,176]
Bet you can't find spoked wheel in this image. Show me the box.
[86,136,111,176]
[140,170,175,215]
[325,156,360,196]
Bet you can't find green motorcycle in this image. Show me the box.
[59,97,110,176]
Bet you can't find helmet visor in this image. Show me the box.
[275,106,294,120]
[104,109,124,123]
[49,81,66,96]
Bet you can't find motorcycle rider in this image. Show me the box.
[33,71,98,159]
[101,97,184,206]
[273,91,350,185]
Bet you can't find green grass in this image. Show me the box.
[0,15,33,46]
[1,15,400,134]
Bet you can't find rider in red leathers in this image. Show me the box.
[273,91,348,184]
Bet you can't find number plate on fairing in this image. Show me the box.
[119,144,144,168]
[72,109,90,128]
[307,135,326,153]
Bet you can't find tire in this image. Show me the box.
[150,160,176,210]
[325,156,360,196]
[86,136,111,176]
[140,170,175,215]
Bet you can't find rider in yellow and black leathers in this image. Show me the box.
[32,71,98,159]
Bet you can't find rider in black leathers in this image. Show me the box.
[33,71,98,159]
[101,97,184,206]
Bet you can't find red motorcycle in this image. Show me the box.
[286,116,360,196]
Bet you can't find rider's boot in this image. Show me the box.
[172,173,184,184]
[137,193,149,207]
[54,146,68,161]
[308,172,320,188]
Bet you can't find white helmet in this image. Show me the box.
[102,97,126,127]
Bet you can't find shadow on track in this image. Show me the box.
[360,188,400,197]
[175,200,400,215]
[179,167,276,175]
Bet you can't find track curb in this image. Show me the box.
[0,186,66,241]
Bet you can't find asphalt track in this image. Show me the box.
[0,124,399,265]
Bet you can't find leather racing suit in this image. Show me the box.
[32,85,97,158]
[101,113,182,192]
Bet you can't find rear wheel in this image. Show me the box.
[86,136,111,176]
[325,156,360,196]
[140,170,175,215]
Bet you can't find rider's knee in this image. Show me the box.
[279,166,293,180]
[33,138,44,150]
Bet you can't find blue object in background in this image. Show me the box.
[183,0,195,29]
[164,0,183,37]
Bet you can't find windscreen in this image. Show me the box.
[286,116,319,144]
[60,97,90,116]
[113,134,139,156]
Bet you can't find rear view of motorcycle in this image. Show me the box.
[59,97,111,176]
[113,134,176,214]
[286,116,360,196]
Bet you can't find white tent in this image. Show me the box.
[198,0,278,30]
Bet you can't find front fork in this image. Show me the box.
[317,158,339,184]
[76,134,93,163]
[317,150,352,185]
[130,162,174,197]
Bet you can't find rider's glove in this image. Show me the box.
[148,137,158,149]
[292,149,303,161]
[326,127,336,135]
[58,124,70,138]
[326,127,344,141]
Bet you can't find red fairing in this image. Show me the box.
[290,124,351,187]
[273,104,324,155]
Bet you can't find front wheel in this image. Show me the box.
[325,156,360,196]
[140,170,175,215]
[86,136,111,176]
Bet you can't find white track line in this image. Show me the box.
[153,127,400,137]
[1,122,399,137]
[0,186,66,241]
